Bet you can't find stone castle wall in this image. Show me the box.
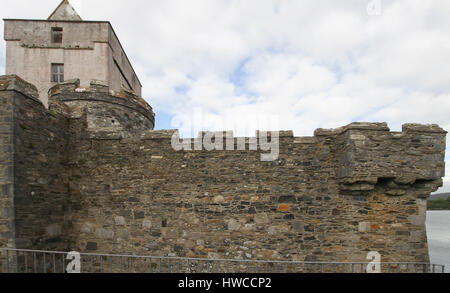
[0,75,447,264]
[0,75,72,250]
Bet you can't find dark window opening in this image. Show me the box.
[51,27,63,43]
[51,63,64,83]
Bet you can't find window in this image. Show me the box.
[51,64,64,83]
[51,27,63,43]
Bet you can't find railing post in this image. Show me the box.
[33,252,37,273]
[5,250,9,273]
[62,253,65,273]
[53,254,56,273]
[24,253,28,273]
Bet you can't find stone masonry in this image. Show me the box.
[0,75,447,265]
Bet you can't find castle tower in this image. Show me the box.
[3,0,142,107]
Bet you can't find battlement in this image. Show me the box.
[48,78,155,135]
[117,123,446,192]
[49,78,154,118]
[313,122,447,195]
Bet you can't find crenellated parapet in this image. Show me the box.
[315,122,446,196]
[84,122,446,199]
[48,78,155,136]
[85,123,446,195]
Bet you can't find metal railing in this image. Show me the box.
[0,248,445,273]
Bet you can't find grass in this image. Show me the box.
[428,198,450,211]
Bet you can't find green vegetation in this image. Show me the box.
[428,198,450,211]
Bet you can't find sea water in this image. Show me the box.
[426,211,450,273]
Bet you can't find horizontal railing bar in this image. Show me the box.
[0,248,444,269]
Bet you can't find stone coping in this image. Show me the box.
[48,79,155,125]
[87,121,447,142]
[0,75,42,105]
[314,122,446,136]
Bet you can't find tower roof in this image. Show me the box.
[48,0,82,21]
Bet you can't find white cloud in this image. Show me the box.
[243,54,337,100]
[361,3,450,92]
[0,0,449,192]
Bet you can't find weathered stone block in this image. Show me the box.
[254,213,270,225]
[95,228,114,240]
[227,219,241,231]
[142,219,152,229]
[114,216,126,226]
[359,222,370,233]
[46,224,62,237]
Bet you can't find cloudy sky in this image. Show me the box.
[0,0,449,192]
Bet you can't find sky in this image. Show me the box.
[0,0,449,193]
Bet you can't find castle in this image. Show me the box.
[3,0,143,108]
[0,1,447,267]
